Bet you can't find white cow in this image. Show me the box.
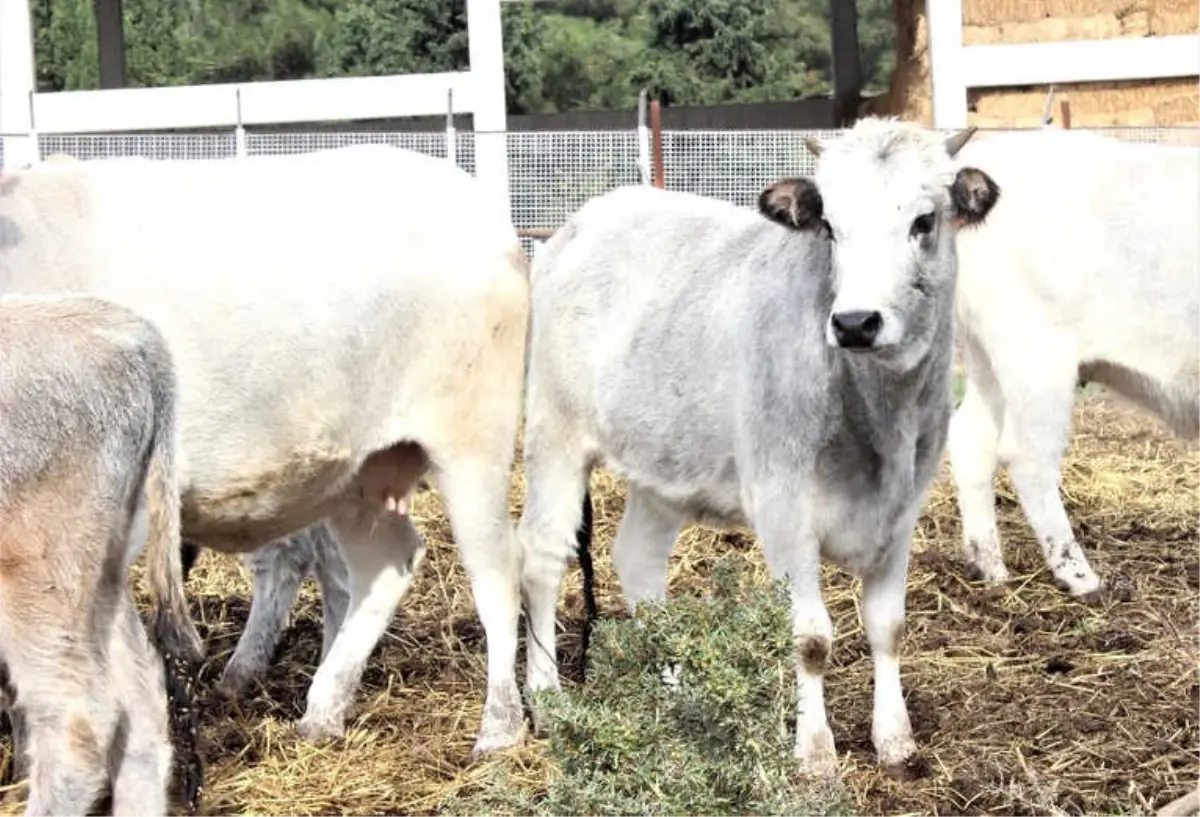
[947,129,1199,597]
[0,145,530,757]
[518,118,999,775]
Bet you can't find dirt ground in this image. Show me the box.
[1,391,1196,816]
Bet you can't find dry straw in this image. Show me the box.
[1,392,1195,816]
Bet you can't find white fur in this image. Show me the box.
[948,130,1199,597]
[0,145,530,754]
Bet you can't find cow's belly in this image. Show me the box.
[177,430,360,553]
[594,395,747,528]
[3,265,420,552]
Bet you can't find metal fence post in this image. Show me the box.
[446,89,457,168]
[637,89,651,185]
[235,88,247,158]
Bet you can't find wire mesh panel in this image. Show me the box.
[38,132,237,161]
[660,129,839,210]
[246,130,478,175]
[506,130,641,257]
[11,125,1197,261]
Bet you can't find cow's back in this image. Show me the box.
[529,185,829,515]
[953,130,1199,389]
[0,146,527,546]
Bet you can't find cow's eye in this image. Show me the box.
[909,212,936,238]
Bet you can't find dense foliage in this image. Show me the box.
[441,556,850,816]
[32,0,896,114]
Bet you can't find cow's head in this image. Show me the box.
[758,118,999,370]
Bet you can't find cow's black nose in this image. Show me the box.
[831,310,883,348]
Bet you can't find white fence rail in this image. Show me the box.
[9,125,1200,257]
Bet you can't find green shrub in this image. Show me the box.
[442,555,852,816]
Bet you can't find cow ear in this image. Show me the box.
[949,167,1000,227]
[758,177,824,232]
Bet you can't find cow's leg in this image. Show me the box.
[947,347,1009,582]
[219,534,311,696]
[517,436,591,721]
[311,522,351,661]
[753,485,837,777]
[610,484,684,609]
[14,652,115,816]
[108,602,172,817]
[996,347,1101,597]
[861,537,917,771]
[438,456,525,756]
[297,500,425,742]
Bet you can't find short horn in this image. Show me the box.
[944,127,978,157]
[803,135,823,157]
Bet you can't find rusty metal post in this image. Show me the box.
[650,98,665,188]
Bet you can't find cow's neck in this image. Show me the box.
[836,313,954,455]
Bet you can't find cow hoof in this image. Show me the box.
[881,753,932,782]
[964,558,1010,584]
[469,721,526,760]
[473,693,527,758]
[1052,569,1103,600]
[217,664,256,699]
[794,726,839,779]
[295,712,345,743]
[528,698,553,737]
[875,732,920,774]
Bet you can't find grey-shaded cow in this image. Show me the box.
[0,144,529,756]
[517,118,1000,775]
[0,294,200,816]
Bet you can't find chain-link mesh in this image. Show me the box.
[6,125,1195,256]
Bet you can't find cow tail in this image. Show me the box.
[180,541,201,584]
[144,362,205,814]
[576,485,597,678]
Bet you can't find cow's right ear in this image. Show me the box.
[758,177,824,232]
[949,167,1000,227]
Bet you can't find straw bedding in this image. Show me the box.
[0,389,1195,815]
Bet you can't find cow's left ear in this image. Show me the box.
[758,177,824,232]
[949,167,1000,227]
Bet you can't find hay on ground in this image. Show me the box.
[1,391,1195,816]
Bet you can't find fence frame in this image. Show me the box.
[926,1,1200,130]
[0,0,511,220]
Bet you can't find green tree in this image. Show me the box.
[30,0,898,114]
